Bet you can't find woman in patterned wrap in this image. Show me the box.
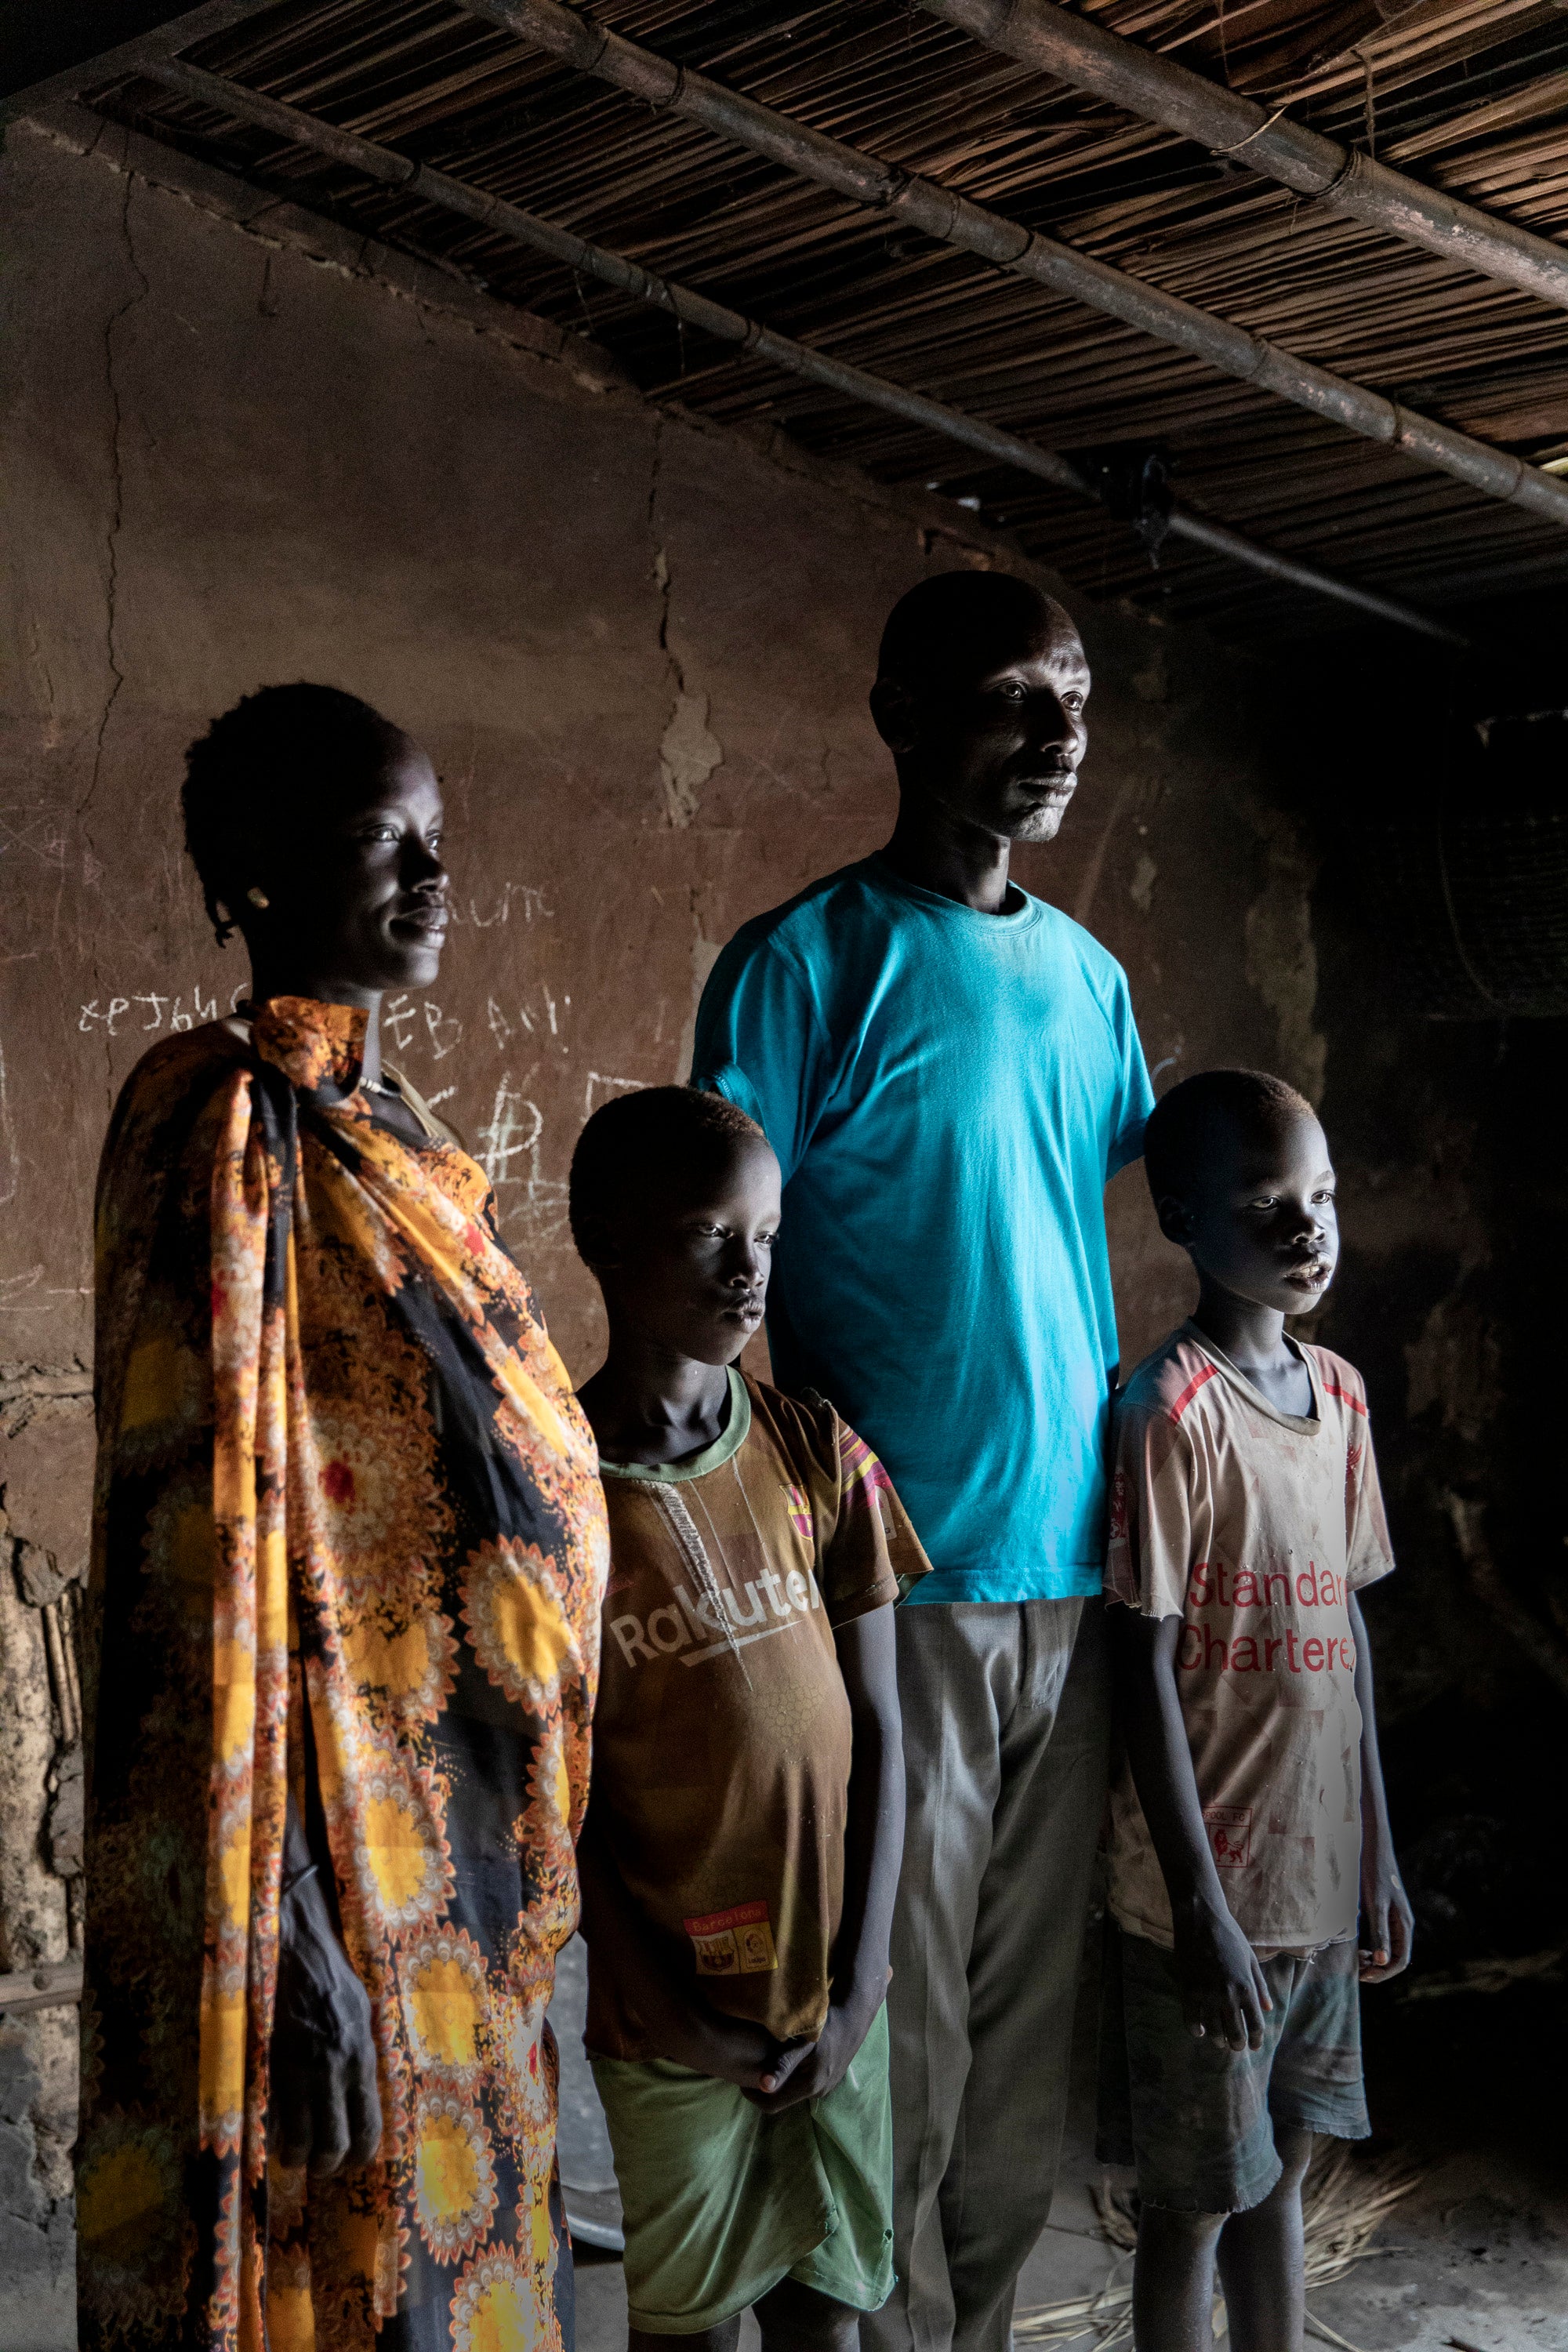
[76,686,608,2352]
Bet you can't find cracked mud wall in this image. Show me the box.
[2,120,1319,2337]
[0,1386,86,2346]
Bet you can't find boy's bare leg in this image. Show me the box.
[753,2278,862,2352]
[630,2326,740,2352]
[1132,2206,1225,2352]
[1214,2128,1314,2352]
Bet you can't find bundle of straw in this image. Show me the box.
[1013,2140,1425,2351]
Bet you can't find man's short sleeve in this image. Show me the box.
[691,931,829,1187]
[1106,967,1156,1179]
[1106,1398,1194,1621]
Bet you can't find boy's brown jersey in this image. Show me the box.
[1105,1323,1395,1955]
[583,1370,928,2056]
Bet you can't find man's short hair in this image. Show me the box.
[877,571,1066,691]
[568,1086,768,1261]
[1142,1069,1316,1207]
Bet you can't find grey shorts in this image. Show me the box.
[1097,1922,1370,2214]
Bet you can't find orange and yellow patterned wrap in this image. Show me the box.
[78,998,608,2352]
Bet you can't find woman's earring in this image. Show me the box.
[246,887,270,910]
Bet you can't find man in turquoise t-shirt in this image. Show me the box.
[692,571,1153,2352]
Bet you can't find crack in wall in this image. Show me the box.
[81,176,147,829]
[647,415,722,829]
[78,176,151,1120]
[27,114,1036,612]
[25,616,57,734]
[36,111,624,397]
[648,410,669,652]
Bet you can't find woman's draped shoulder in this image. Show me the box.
[93,1022,251,1440]
[80,1000,607,2352]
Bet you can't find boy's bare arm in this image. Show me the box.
[1112,1606,1272,2052]
[746,1599,905,2112]
[1348,1592,1414,1983]
[829,1602,905,2009]
[575,1814,788,2090]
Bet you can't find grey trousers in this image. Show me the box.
[862,1598,1110,2352]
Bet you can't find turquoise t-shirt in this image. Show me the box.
[691,856,1153,1604]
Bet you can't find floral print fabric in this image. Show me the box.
[78,998,608,2352]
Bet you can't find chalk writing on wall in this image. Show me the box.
[79,985,246,1036]
[78,988,465,1054]
[72,949,656,1261]
[485,985,572,1050]
[452,884,553,928]
[383,996,463,1060]
[477,1075,568,1247]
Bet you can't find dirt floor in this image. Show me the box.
[559,1939,1568,2352]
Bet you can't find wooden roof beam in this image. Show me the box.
[127,56,1468,644]
[460,0,1568,532]
[920,0,1568,315]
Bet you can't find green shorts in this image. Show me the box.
[590,2004,895,2334]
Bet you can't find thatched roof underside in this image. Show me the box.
[81,0,1568,642]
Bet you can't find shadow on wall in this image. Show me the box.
[1292,644,1568,1980]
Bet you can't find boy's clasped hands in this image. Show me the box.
[577,1853,886,2110]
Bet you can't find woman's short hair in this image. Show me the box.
[182,682,399,944]
[1142,1069,1316,1206]
[569,1086,768,1263]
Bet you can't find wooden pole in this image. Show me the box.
[922,0,1568,317]
[462,0,1568,529]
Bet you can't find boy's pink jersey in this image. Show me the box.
[1106,1323,1395,1954]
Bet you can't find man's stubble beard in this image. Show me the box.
[1011,800,1072,845]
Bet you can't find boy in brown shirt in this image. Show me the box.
[568,1087,927,2352]
[1102,1069,1413,2352]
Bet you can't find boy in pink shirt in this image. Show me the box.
[1102,1069,1413,2352]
